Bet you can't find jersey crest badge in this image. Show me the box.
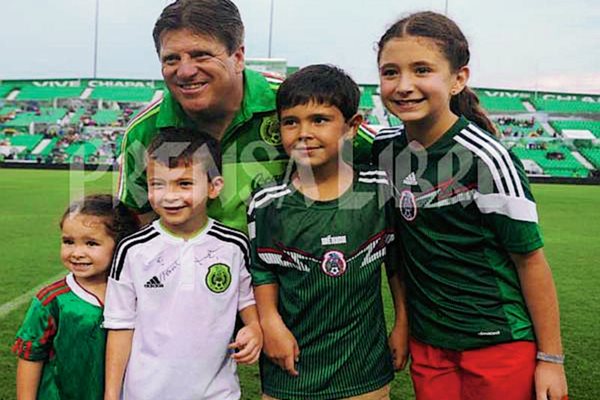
[399,190,417,221]
[321,251,347,277]
[259,114,281,146]
[206,264,232,293]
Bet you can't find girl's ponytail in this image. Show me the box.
[451,86,497,136]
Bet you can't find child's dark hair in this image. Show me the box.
[377,11,496,134]
[276,64,360,121]
[60,194,140,244]
[146,127,221,180]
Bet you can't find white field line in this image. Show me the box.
[0,273,66,319]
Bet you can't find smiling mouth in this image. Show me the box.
[178,82,207,90]
[70,262,91,269]
[393,98,425,106]
[162,205,185,213]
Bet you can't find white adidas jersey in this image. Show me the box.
[104,219,255,400]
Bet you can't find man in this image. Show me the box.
[118,0,374,232]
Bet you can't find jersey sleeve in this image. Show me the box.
[383,196,404,278]
[117,127,153,214]
[351,123,376,166]
[104,248,137,329]
[237,245,256,312]
[474,143,544,254]
[13,297,57,361]
[247,197,278,286]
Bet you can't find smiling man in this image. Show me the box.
[118,0,376,232]
[117,0,289,232]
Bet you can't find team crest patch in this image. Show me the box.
[259,115,281,146]
[399,190,417,221]
[206,264,232,293]
[321,251,347,277]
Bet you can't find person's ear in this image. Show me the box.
[232,46,245,74]
[451,66,470,96]
[208,176,224,199]
[345,113,364,141]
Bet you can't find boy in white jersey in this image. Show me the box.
[104,127,262,400]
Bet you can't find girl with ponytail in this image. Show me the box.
[373,11,568,400]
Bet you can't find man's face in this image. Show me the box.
[159,28,244,120]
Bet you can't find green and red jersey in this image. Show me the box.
[13,274,105,400]
[373,116,543,350]
[248,167,397,399]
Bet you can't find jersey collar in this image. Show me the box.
[65,273,103,308]
[153,218,214,243]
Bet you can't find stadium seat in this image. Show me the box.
[478,96,527,112]
[16,86,84,101]
[550,120,600,138]
[89,86,155,102]
[531,99,600,114]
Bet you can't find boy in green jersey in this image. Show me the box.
[248,64,408,400]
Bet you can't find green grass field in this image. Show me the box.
[0,169,598,399]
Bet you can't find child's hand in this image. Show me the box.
[229,321,263,365]
[262,317,300,376]
[388,323,409,371]
[535,361,568,400]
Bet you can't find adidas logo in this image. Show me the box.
[144,276,164,288]
[403,172,418,186]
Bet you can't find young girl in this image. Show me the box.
[13,194,139,400]
[373,11,568,400]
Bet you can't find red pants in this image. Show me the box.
[409,338,536,400]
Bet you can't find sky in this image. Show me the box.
[1,0,599,94]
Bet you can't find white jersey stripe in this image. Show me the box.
[459,128,516,197]
[454,135,506,196]
[359,170,387,177]
[358,178,389,185]
[468,124,525,197]
[375,129,404,141]
[248,183,289,215]
[251,188,292,214]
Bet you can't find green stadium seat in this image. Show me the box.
[359,92,374,110]
[89,86,155,102]
[478,96,527,112]
[495,121,549,137]
[16,86,84,101]
[511,145,589,177]
[3,108,67,127]
[550,120,600,138]
[0,85,15,99]
[578,147,600,169]
[387,115,402,127]
[367,115,380,125]
[531,99,600,113]
[92,109,123,125]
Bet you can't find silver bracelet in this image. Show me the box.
[536,351,565,364]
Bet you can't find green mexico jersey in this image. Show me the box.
[13,274,105,400]
[117,69,375,233]
[248,168,396,400]
[373,116,543,351]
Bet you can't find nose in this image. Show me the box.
[298,123,314,142]
[395,74,414,94]
[176,57,198,80]
[71,244,86,259]
[162,187,181,203]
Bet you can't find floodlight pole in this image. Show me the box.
[268,0,274,58]
[93,0,100,78]
[444,0,449,15]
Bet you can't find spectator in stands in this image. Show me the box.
[117,0,372,230]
